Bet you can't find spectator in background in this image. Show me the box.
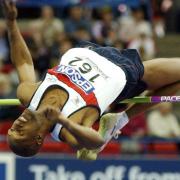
[65,5,90,37]
[0,73,21,121]
[118,8,153,49]
[74,26,92,42]
[127,26,156,60]
[25,29,51,79]
[132,8,153,37]
[51,36,74,65]
[118,9,136,46]
[113,40,123,50]
[33,6,64,48]
[58,38,74,56]
[0,20,9,65]
[0,73,13,98]
[27,6,65,78]
[122,113,147,138]
[92,7,118,45]
[121,113,147,154]
[147,103,180,138]
[127,8,155,60]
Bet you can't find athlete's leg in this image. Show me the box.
[126,57,180,117]
[78,81,180,160]
[142,58,180,90]
[77,58,180,160]
[126,81,180,119]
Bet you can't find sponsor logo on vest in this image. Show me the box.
[56,65,94,94]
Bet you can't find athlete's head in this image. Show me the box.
[7,109,51,157]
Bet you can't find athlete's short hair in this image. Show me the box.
[7,135,40,157]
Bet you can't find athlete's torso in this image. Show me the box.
[48,48,127,114]
[25,48,127,141]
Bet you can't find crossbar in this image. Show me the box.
[0,99,21,106]
[0,96,180,106]
[120,96,180,103]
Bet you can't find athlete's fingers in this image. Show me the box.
[1,0,17,20]
[9,1,15,10]
[43,106,60,123]
[19,116,28,122]
[14,120,24,128]
[2,0,11,9]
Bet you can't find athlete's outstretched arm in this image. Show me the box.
[44,107,104,149]
[2,0,36,83]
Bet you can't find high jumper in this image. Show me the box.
[1,0,180,160]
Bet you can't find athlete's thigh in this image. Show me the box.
[142,58,180,90]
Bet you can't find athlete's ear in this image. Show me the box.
[35,135,43,145]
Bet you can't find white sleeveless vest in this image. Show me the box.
[28,48,127,141]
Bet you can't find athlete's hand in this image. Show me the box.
[43,106,60,123]
[1,0,18,21]
[43,106,67,125]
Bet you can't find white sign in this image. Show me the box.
[0,153,15,180]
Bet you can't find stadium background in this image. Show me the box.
[0,0,180,179]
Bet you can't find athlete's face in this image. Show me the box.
[8,109,41,139]
[7,107,55,156]
[7,109,48,154]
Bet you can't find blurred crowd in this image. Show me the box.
[0,1,180,149]
[0,4,158,80]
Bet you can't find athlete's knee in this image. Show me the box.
[67,138,83,150]
[71,143,84,150]
[84,139,105,150]
[68,137,104,150]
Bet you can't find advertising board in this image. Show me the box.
[16,156,180,180]
[0,153,15,180]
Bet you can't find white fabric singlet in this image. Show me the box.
[28,48,127,141]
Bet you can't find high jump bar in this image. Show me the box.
[0,96,180,106]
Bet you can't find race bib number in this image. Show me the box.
[56,56,109,93]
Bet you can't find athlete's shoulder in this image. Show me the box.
[17,82,41,106]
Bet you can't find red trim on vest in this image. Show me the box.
[48,67,98,106]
